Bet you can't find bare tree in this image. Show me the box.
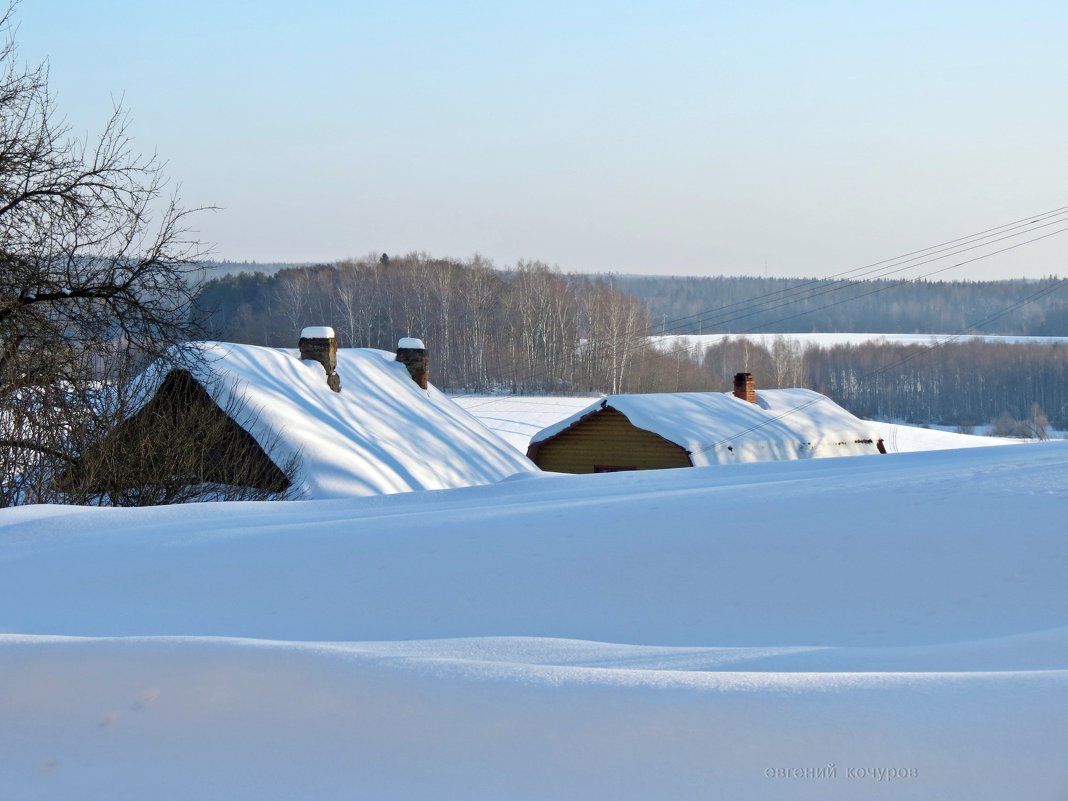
[0,5,210,505]
[579,277,650,394]
[453,255,500,390]
[769,335,805,388]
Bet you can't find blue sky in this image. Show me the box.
[17,1,1068,277]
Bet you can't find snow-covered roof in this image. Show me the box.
[530,389,882,465]
[455,394,1011,455]
[156,342,537,498]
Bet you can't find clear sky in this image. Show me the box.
[16,1,1068,278]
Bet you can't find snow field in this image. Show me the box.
[2,442,1068,798]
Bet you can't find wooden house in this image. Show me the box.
[65,329,537,502]
[527,375,883,474]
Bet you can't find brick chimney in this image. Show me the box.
[299,326,341,392]
[733,371,756,403]
[395,337,429,389]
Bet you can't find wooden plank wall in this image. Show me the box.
[529,407,691,474]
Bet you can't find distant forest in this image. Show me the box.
[194,254,654,395]
[194,257,1068,429]
[805,340,1068,430]
[620,275,1068,336]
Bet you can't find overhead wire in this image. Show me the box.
[450,209,1068,397]
[641,204,1068,336]
[650,222,1068,361]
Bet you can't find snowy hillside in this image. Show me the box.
[2,442,1067,800]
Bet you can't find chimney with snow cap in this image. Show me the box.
[733,371,756,403]
[396,337,429,389]
[299,326,342,392]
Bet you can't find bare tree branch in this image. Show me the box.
[0,3,224,506]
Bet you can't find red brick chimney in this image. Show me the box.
[395,337,429,389]
[299,326,342,392]
[733,372,756,403]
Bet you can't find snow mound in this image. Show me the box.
[2,443,1068,799]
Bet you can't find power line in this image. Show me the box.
[448,205,1068,397]
[642,204,1068,336]
[637,212,1068,339]
[650,223,1068,361]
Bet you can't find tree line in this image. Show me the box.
[665,335,1068,431]
[620,275,1068,336]
[195,254,659,395]
[804,339,1068,430]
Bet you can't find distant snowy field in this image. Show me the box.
[3,442,1068,800]
[453,394,599,451]
[651,332,1068,350]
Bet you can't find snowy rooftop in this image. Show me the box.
[530,389,883,464]
[160,342,537,498]
[455,394,1011,455]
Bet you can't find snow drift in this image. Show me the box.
[2,441,1067,799]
